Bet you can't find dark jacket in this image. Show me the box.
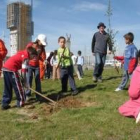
[91,31,112,54]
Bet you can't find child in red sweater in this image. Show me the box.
[1,47,37,110]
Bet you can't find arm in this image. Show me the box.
[39,48,46,62]
[128,58,137,74]
[114,56,124,61]
[128,48,138,74]
[81,57,84,66]
[128,70,140,99]
[91,34,96,53]
[50,57,53,66]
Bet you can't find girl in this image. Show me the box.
[26,34,47,101]
[119,50,140,123]
[50,50,60,80]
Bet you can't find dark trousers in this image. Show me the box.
[118,70,131,90]
[26,66,41,99]
[94,53,106,78]
[2,71,26,107]
[45,64,52,79]
[60,65,77,92]
[77,65,84,77]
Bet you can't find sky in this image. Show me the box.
[1,0,140,56]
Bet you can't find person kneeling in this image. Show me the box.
[119,50,140,123]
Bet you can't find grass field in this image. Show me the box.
[0,68,140,140]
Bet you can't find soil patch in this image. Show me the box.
[41,96,97,115]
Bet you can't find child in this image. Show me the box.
[119,50,140,123]
[1,47,37,110]
[71,52,82,80]
[57,36,78,96]
[50,50,60,80]
[26,34,47,100]
[76,51,84,78]
[114,32,138,92]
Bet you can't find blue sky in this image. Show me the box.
[1,0,140,56]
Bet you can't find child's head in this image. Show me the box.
[27,47,38,60]
[78,51,82,56]
[124,32,134,44]
[58,36,66,48]
[49,52,54,57]
[54,50,57,55]
[137,50,140,65]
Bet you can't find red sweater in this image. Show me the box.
[3,50,29,72]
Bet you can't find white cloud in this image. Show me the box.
[73,1,107,12]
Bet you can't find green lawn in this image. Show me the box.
[0,68,139,140]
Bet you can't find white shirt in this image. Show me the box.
[77,56,84,65]
[50,55,59,66]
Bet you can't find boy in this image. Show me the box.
[114,32,138,92]
[57,36,78,96]
[76,51,84,78]
[1,47,37,110]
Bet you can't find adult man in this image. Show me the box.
[91,22,112,82]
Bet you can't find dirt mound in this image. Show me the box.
[41,96,96,115]
[57,96,84,108]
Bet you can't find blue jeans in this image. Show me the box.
[118,70,131,90]
[26,66,41,99]
[93,53,106,78]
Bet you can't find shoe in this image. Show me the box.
[93,76,97,82]
[1,105,11,110]
[71,90,79,96]
[136,112,140,124]
[115,88,122,92]
[98,78,103,83]
[26,96,32,102]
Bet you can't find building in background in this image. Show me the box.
[7,2,34,56]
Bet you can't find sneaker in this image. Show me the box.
[71,90,79,96]
[93,76,97,82]
[136,112,140,124]
[98,78,103,83]
[26,96,32,102]
[115,88,122,92]
[1,105,11,110]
